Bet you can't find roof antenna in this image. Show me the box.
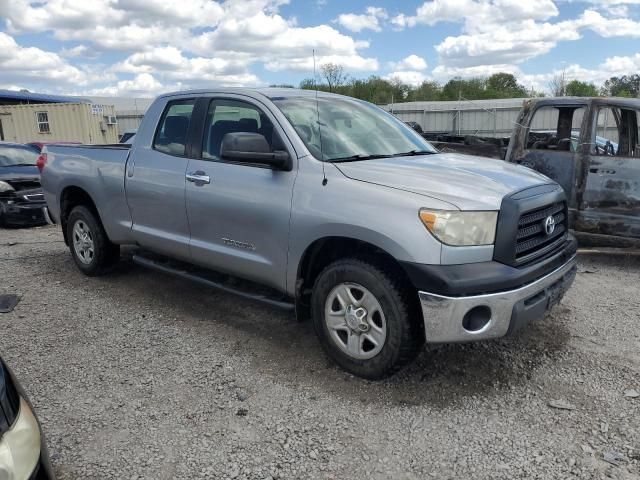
[313,49,327,186]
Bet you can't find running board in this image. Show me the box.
[131,253,295,311]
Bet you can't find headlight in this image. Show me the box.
[0,398,41,480]
[419,209,498,246]
[0,181,14,193]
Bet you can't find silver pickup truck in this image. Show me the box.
[40,88,577,379]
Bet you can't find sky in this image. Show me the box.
[0,0,640,98]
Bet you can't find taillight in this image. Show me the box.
[36,153,47,172]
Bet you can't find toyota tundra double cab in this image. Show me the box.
[39,88,577,379]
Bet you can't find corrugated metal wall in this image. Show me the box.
[382,98,564,138]
[0,103,118,144]
[115,111,144,135]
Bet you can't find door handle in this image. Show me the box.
[186,171,211,184]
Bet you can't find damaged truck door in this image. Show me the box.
[506,98,640,244]
[582,105,640,239]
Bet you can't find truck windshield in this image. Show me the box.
[272,96,437,162]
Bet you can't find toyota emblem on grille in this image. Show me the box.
[544,215,556,236]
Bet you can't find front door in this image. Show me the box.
[125,98,196,259]
[513,105,586,206]
[185,96,297,291]
[580,105,640,239]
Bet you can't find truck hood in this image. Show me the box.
[0,165,41,191]
[334,153,552,210]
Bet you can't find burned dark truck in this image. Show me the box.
[504,97,640,246]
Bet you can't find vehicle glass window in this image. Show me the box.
[527,106,585,153]
[272,96,437,161]
[0,145,39,167]
[593,107,640,157]
[202,99,279,160]
[153,100,195,157]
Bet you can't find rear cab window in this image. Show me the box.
[153,100,195,157]
[593,106,640,157]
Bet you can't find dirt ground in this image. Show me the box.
[1,225,639,479]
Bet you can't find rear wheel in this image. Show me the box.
[66,205,119,276]
[311,258,423,379]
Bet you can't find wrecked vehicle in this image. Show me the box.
[40,88,577,379]
[505,97,640,245]
[423,133,509,160]
[0,142,50,227]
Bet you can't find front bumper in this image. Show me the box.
[419,255,577,343]
[0,201,49,227]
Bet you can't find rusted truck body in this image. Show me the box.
[504,97,640,246]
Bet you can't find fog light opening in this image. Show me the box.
[462,305,492,332]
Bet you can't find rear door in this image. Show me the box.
[580,105,640,239]
[184,95,297,291]
[125,98,196,260]
[513,105,586,204]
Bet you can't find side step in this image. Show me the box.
[131,252,295,311]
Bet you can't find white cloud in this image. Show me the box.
[393,0,640,79]
[576,9,640,38]
[88,73,164,97]
[388,54,427,71]
[0,0,377,94]
[335,7,388,32]
[0,32,89,87]
[602,52,640,73]
[113,47,261,87]
[192,11,377,72]
[384,71,428,86]
[59,45,93,58]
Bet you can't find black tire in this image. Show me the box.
[311,258,423,379]
[66,205,119,276]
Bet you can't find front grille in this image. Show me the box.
[8,180,41,191]
[515,201,567,264]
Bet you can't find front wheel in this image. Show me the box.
[311,258,423,379]
[66,205,119,276]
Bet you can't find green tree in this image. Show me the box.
[565,80,598,97]
[601,75,640,97]
[407,81,441,101]
[320,63,348,93]
[441,77,486,100]
[485,73,528,98]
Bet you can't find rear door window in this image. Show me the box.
[153,100,195,157]
[593,107,640,157]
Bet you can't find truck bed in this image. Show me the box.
[41,143,133,242]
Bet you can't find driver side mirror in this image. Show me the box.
[220,132,291,170]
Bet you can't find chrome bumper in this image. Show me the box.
[419,255,577,343]
[42,206,55,225]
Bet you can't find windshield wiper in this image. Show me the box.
[0,163,37,167]
[391,150,435,157]
[329,154,393,163]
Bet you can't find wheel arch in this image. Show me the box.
[59,186,103,245]
[294,236,417,320]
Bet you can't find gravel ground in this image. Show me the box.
[1,225,639,480]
